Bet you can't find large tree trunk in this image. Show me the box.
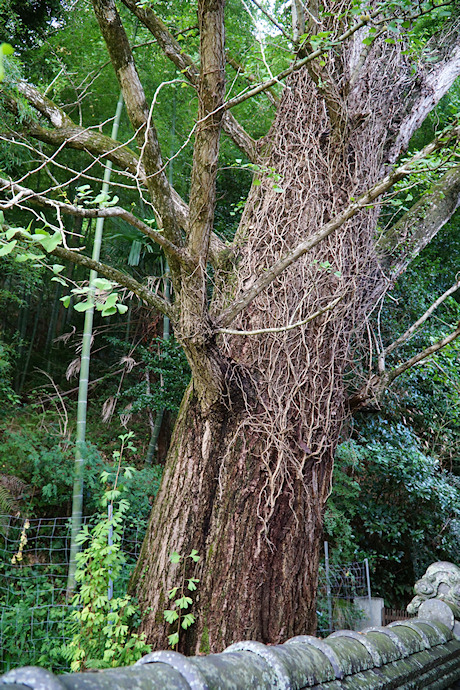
[132,26,460,651]
[131,380,332,652]
[133,49,396,651]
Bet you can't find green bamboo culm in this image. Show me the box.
[67,92,125,595]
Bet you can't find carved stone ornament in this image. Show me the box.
[407,561,460,614]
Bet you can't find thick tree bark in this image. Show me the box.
[131,380,330,652]
[132,14,460,649]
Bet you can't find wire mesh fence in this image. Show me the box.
[0,521,372,672]
[0,514,146,673]
[317,542,371,636]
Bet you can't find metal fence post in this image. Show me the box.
[364,557,372,609]
[324,541,333,633]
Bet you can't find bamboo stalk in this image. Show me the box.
[67,91,125,595]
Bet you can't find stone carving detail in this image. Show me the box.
[407,561,460,614]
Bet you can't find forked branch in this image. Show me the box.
[382,277,460,361]
[350,322,460,411]
[120,0,257,161]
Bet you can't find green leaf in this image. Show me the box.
[187,578,199,591]
[93,278,114,290]
[189,549,200,562]
[167,632,179,648]
[37,232,62,252]
[117,303,128,314]
[51,276,67,286]
[5,227,19,240]
[169,551,181,564]
[175,596,192,609]
[103,293,118,309]
[74,300,94,312]
[0,240,17,256]
[101,306,117,317]
[163,609,179,624]
[181,613,195,630]
[93,192,109,205]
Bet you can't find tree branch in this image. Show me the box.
[4,81,190,230]
[222,10,386,111]
[91,0,182,251]
[120,0,257,161]
[3,85,235,270]
[7,231,174,318]
[218,296,342,335]
[378,163,460,281]
[349,323,460,411]
[388,40,460,162]
[383,277,460,361]
[0,177,189,264]
[226,54,279,107]
[216,123,460,328]
[187,0,226,262]
[52,245,174,318]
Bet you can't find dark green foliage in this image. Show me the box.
[115,337,190,415]
[0,0,65,48]
[0,409,163,517]
[326,418,460,605]
[0,341,18,413]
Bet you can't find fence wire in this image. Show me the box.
[317,557,370,636]
[0,517,371,672]
[0,514,146,673]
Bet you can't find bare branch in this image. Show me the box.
[349,322,460,411]
[378,163,460,280]
[0,177,189,264]
[388,323,460,384]
[216,123,460,328]
[227,54,279,107]
[249,0,293,43]
[11,82,147,183]
[383,277,460,360]
[218,296,342,335]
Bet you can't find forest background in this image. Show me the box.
[0,0,460,670]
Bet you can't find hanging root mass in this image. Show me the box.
[212,44,411,537]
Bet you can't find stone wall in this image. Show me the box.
[1,561,460,690]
